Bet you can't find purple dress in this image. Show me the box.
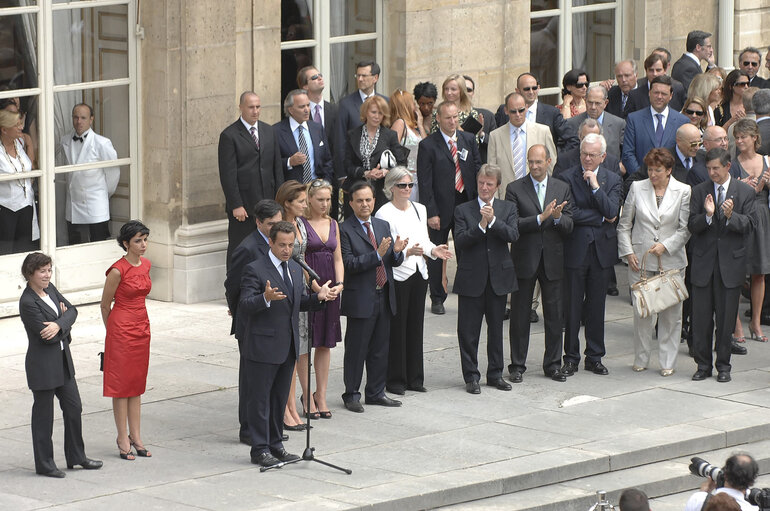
[301,217,342,348]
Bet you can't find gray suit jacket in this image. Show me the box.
[565,111,626,158]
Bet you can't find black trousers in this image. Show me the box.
[691,266,739,374]
[67,221,110,244]
[564,242,609,365]
[342,288,390,403]
[0,204,35,255]
[226,213,257,270]
[31,377,86,474]
[510,260,563,375]
[388,273,429,391]
[237,336,248,438]
[427,191,467,304]
[457,279,507,383]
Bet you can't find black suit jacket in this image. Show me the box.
[343,125,407,210]
[505,176,574,281]
[606,85,628,118]
[322,100,345,180]
[671,54,702,91]
[688,178,755,288]
[624,79,687,116]
[273,118,334,183]
[557,164,622,269]
[336,91,389,155]
[224,230,270,336]
[416,130,481,227]
[758,118,770,156]
[749,75,769,89]
[218,119,283,214]
[452,198,519,297]
[476,107,497,163]
[553,148,621,178]
[339,216,404,318]
[19,284,78,391]
[495,102,577,151]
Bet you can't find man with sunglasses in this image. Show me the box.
[671,30,714,91]
[738,48,768,89]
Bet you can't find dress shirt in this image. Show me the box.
[509,122,528,179]
[0,139,34,212]
[288,116,316,177]
[684,488,757,511]
[530,174,561,226]
[264,250,291,307]
[595,112,605,126]
[440,129,457,147]
[477,196,496,232]
[375,201,437,281]
[651,106,670,132]
[526,101,538,124]
[70,129,90,161]
[675,146,690,168]
[358,90,373,103]
[685,52,701,67]
[309,100,324,127]
[757,115,770,123]
[240,116,259,145]
[706,175,732,225]
[39,293,64,351]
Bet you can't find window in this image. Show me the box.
[530,0,620,105]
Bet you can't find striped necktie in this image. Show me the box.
[512,128,525,179]
[296,125,313,183]
[449,139,464,193]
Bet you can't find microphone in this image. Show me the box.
[292,254,322,283]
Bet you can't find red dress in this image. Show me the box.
[103,257,152,397]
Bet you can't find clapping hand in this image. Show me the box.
[377,236,392,257]
[263,280,286,302]
[480,203,495,228]
[552,200,568,219]
[393,235,408,254]
[704,194,715,216]
[721,198,734,219]
[407,243,424,257]
[431,244,453,260]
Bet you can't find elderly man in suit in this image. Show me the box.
[340,181,406,412]
[557,133,621,376]
[59,103,120,244]
[273,90,333,184]
[239,221,332,467]
[417,101,481,315]
[218,92,283,268]
[688,148,756,383]
[606,60,638,118]
[566,86,625,158]
[622,75,689,176]
[625,54,688,116]
[753,90,770,155]
[506,145,573,383]
[453,165,519,394]
[489,92,557,197]
[671,30,713,91]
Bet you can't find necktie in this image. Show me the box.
[364,221,387,288]
[296,125,313,183]
[537,181,546,210]
[512,128,525,179]
[449,139,464,193]
[281,261,293,301]
[250,126,260,150]
[654,113,664,146]
[717,184,725,213]
[622,93,628,110]
[313,104,322,125]
[685,157,691,170]
[72,135,84,142]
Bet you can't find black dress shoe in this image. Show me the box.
[465,381,481,394]
[607,287,619,296]
[282,434,289,441]
[504,308,511,320]
[692,369,712,381]
[365,395,402,407]
[585,361,609,375]
[560,362,578,376]
[270,448,300,463]
[717,371,731,383]
[407,385,427,392]
[529,309,539,323]
[731,340,748,355]
[431,301,445,315]
[545,370,567,382]
[386,386,405,395]
[38,468,65,478]
[509,371,523,383]
[487,378,512,391]
[344,401,364,413]
[283,423,305,431]
[251,452,281,467]
[67,458,102,470]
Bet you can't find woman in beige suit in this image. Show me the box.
[618,148,691,376]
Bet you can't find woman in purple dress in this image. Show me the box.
[299,179,343,418]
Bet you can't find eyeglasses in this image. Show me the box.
[688,141,701,148]
[521,86,539,92]
[685,109,704,116]
[743,61,760,67]
[355,73,374,79]
[509,107,527,114]
[394,182,415,189]
[735,81,750,87]
[580,151,603,158]
[309,73,323,80]
[575,82,590,88]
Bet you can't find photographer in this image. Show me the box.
[685,454,759,511]
[619,488,651,511]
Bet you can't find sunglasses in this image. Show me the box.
[743,61,759,67]
[735,81,750,87]
[310,179,331,188]
[575,82,589,88]
[521,86,539,92]
[685,109,704,116]
[310,73,323,80]
[466,88,474,93]
[509,107,527,114]
[688,141,701,148]
[394,182,415,189]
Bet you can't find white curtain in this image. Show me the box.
[329,0,349,102]
[572,1,587,71]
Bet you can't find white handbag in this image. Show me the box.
[379,149,397,169]
[631,253,688,318]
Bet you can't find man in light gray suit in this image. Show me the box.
[566,85,625,159]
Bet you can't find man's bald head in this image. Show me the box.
[703,126,728,151]
[676,123,702,157]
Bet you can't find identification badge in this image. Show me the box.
[459,148,468,161]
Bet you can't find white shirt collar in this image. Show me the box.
[650,105,670,121]
[240,117,258,131]
[289,116,308,132]
[309,99,322,111]
[714,175,731,196]
[530,173,547,187]
[509,121,527,134]
[441,130,457,145]
[268,250,285,273]
[477,196,494,208]
[359,90,373,103]
[685,51,701,65]
[675,146,690,164]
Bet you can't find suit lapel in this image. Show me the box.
[284,120,299,153]
[657,180,680,218]
[33,291,60,320]
[524,177,542,213]
[503,126,515,171]
[637,180,661,223]
[237,121,260,152]
[643,112,657,145]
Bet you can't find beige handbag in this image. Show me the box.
[631,253,688,318]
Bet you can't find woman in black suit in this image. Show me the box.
[344,95,407,213]
[19,252,102,478]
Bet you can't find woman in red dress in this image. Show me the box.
[101,220,152,461]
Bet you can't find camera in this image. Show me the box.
[689,457,725,488]
[747,487,770,509]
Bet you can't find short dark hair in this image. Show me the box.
[117,220,150,251]
[705,147,731,167]
[618,488,649,511]
[723,453,758,490]
[644,52,668,71]
[296,65,317,88]
[253,199,284,222]
[72,103,94,117]
[269,220,295,242]
[413,81,438,101]
[703,492,741,511]
[650,74,673,91]
[561,68,590,97]
[686,30,712,53]
[739,47,762,63]
[21,252,52,281]
[356,60,380,77]
[348,179,375,200]
[644,147,675,170]
[653,46,672,64]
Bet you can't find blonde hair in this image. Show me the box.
[359,95,391,127]
[0,109,21,130]
[688,73,722,105]
[441,74,473,114]
[305,179,333,219]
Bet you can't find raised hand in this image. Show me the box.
[704,193,715,216]
[377,236,392,257]
[552,200,568,219]
[431,244,453,260]
[263,280,286,302]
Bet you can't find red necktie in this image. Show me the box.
[364,221,387,288]
[449,139,464,193]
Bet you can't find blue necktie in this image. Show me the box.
[281,261,293,301]
[654,113,664,146]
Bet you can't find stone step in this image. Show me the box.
[433,440,770,510]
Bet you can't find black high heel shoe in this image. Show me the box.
[117,439,135,461]
[128,435,152,457]
[300,394,321,420]
[313,392,332,419]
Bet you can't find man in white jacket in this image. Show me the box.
[59,103,119,244]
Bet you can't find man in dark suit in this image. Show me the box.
[506,145,573,383]
[606,60,638,118]
[453,165,518,393]
[336,60,388,152]
[554,119,622,178]
[273,90,333,184]
[218,92,283,268]
[738,47,768,89]
[340,181,406,412]
[566,85,625,158]
[238,221,332,467]
[671,30,713,91]
[625,54,687,116]
[753,90,770,155]
[417,101,481,314]
[688,148,756,383]
[557,134,621,376]
[464,75,497,163]
[223,199,283,445]
[622,75,689,176]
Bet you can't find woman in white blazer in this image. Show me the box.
[618,148,691,376]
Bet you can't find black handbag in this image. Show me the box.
[98,351,104,371]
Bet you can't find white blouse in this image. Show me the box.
[0,139,34,212]
[375,200,437,282]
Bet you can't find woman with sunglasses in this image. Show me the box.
[375,167,452,394]
[688,73,723,127]
[390,89,426,202]
[681,96,709,133]
[715,70,750,130]
[558,69,590,119]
